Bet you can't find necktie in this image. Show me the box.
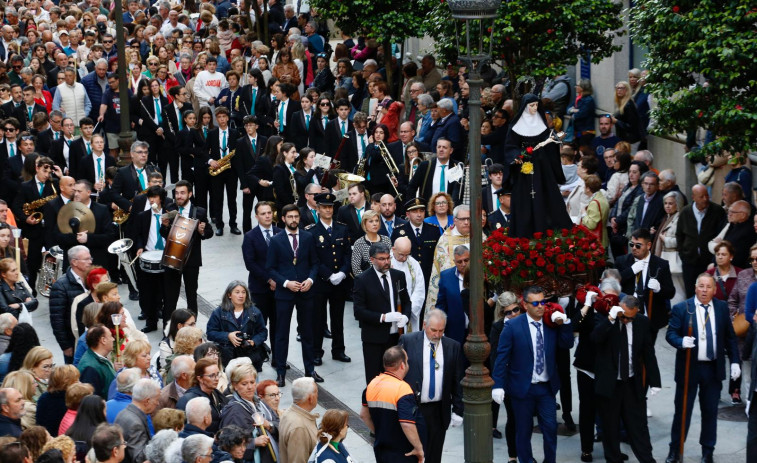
[9,143,14,157]
[290,233,298,254]
[703,304,715,360]
[27,107,32,121]
[356,207,363,224]
[620,322,630,380]
[154,98,162,124]
[96,157,102,180]
[341,120,346,136]
[429,342,437,399]
[381,273,390,300]
[221,130,227,156]
[87,143,92,155]
[136,168,145,189]
[305,114,310,130]
[279,101,285,129]
[154,214,164,250]
[54,132,59,140]
[179,206,184,216]
[532,321,545,375]
[496,197,501,209]
[203,127,208,138]
[177,108,184,130]
[251,138,256,153]
[311,209,317,223]
[415,227,421,240]
[264,229,271,245]
[440,165,446,192]
[251,88,257,115]
[327,226,332,235]
[360,135,366,153]
[38,181,44,196]
[289,165,295,174]
[386,220,393,236]
[323,116,328,129]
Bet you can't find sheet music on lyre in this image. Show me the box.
[313,154,332,170]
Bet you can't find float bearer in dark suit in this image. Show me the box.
[592,295,660,463]
[664,273,741,463]
[306,193,352,366]
[159,180,214,319]
[352,241,411,384]
[614,228,675,342]
[491,285,573,463]
[391,197,437,288]
[265,203,322,387]
[398,309,464,463]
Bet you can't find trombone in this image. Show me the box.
[377,141,402,200]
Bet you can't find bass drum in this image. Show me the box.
[162,216,199,271]
[139,250,165,273]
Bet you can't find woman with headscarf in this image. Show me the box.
[503,94,573,237]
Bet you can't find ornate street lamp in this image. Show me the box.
[445,1,501,462]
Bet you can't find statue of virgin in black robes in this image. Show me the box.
[504,94,573,238]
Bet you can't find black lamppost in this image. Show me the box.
[113,0,133,164]
[446,1,500,462]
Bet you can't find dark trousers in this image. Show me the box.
[137,266,164,327]
[274,296,315,376]
[27,237,43,294]
[362,334,400,384]
[251,290,277,363]
[374,448,417,463]
[209,169,237,228]
[181,154,194,185]
[163,266,200,317]
[682,261,708,299]
[503,393,517,458]
[577,371,596,453]
[511,382,557,463]
[241,191,255,233]
[194,168,210,211]
[313,289,346,357]
[748,391,757,463]
[669,361,720,456]
[557,346,572,415]
[598,380,655,463]
[418,401,446,463]
[158,146,180,184]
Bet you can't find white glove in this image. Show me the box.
[449,413,463,428]
[731,363,741,380]
[647,278,661,293]
[609,306,624,321]
[551,312,567,324]
[649,387,661,396]
[631,260,646,274]
[397,314,409,329]
[384,312,403,323]
[328,272,346,285]
[584,291,598,307]
[681,336,696,349]
[492,388,504,405]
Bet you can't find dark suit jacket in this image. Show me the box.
[67,138,91,174]
[288,109,313,151]
[238,85,272,133]
[111,163,159,211]
[48,137,81,175]
[486,209,510,234]
[139,94,171,142]
[265,229,319,301]
[436,267,467,344]
[631,191,665,236]
[378,216,407,238]
[398,330,464,429]
[325,118,353,156]
[242,225,283,294]
[271,164,297,215]
[36,127,59,156]
[232,134,267,190]
[481,123,509,166]
[592,314,661,398]
[203,127,239,163]
[307,220,351,293]
[307,113,329,155]
[271,98,301,142]
[246,155,275,202]
[14,103,47,128]
[159,204,214,268]
[666,297,740,383]
[12,178,59,240]
[352,268,411,344]
[492,313,573,398]
[2,151,25,200]
[406,158,461,204]
[162,102,186,146]
[50,200,115,266]
[77,154,116,185]
[615,253,675,330]
[390,221,437,286]
[336,203,365,244]
[341,129,370,174]
[430,113,463,155]
[298,205,317,229]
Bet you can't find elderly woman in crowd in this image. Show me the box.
[36,366,79,437]
[163,326,204,383]
[107,339,163,400]
[194,342,230,393]
[20,346,53,401]
[257,379,284,423]
[59,382,95,436]
[213,425,251,463]
[2,370,37,429]
[41,435,77,463]
[145,429,180,463]
[707,241,741,301]
[182,434,215,463]
[351,210,392,277]
[176,358,229,434]
[652,191,686,305]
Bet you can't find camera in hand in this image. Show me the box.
[238,332,251,341]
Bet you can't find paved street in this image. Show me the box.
[29,192,750,462]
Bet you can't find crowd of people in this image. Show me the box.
[0,0,753,463]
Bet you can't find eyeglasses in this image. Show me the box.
[111,441,127,450]
[434,201,447,206]
[4,127,16,132]
[319,103,330,106]
[266,392,283,398]
[528,300,547,307]
[20,135,34,141]
[503,307,521,316]
[455,217,471,222]
[750,257,757,263]
[201,373,220,379]
[628,242,645,249]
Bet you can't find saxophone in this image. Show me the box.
[355,153,367,178]
[209,149,236,176]
[290,170,299,203]
[112,187,148,225]
[23,183,58,221]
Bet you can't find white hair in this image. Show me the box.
[185,397,211,425]
[67,245,89,262]
[436,98,454,112]
[144,430,178,463]
[164,437,185,463]
[181,435,214,463]
[0,313,16,332]
[171,355,195,379]
[132,378,160,401]
[116,368,142,394]
[363,59,378,68]
[291,377,316,403]
[224,357,252,380]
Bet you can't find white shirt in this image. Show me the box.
[421,332,444,403]
[431,159,451,195]
[146,208,163,251]
[151,97,162,125]
[693,205,708,233]
[177,204,190,218]
[356,132,369,160]
[695,298,717,362]
[218,127,230,156]
[617,320,634,380]
[390,254,425,331]
[526,313,549,383]
[374,267,398,334]
[92,153,106,181]
[173,103,183,128]
[455,269,470,328]
[72,270,87,291]
[633,253,652,297]
[277,99,289,127]
[62,137,74,168]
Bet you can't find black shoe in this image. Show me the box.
[230,227,241,235]
[323,328,332,338]
[296,334,301,342]
[563,414,576,432]
[593,433,603,442]
[129,292,140,301]
[580,453,592,462]
[138,312,146,320]
[216,228,224,236]
[276,374,286,387]
[665,450,680,463]
[700,455,713,463]
[621,453,629,461]
[492,429,502,439]
[332,353,351,362]
[142,325,158,333]
[314,357,323,366]
[307,371,324,382]
[286,364,291,370]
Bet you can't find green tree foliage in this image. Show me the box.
[424,0,624,101]
[631,1,757,158]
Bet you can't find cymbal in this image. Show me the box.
[57,202,96,234]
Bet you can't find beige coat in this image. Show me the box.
[278,404,318,463]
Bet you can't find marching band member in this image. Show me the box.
[271,142,299,225]
[204,106,240,236]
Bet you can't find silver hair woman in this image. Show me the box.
[144,429,179,463]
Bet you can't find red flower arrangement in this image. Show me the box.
[575,284,620,316]
[542,302,565,329]
[483,225,606,294]
[110,327,127,354]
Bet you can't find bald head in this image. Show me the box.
[60,176,75,199]
[379,194,396,219]
[691,184,709,211]
[729,200,751,223]
[392,236,412,263]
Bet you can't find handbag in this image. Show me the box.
[18,304,33,325]
[732,313,749,338]
[697,166,716,186]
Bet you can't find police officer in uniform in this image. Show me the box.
[486,187,511,234]
[306,193,353,365]
[391,197,437,288]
